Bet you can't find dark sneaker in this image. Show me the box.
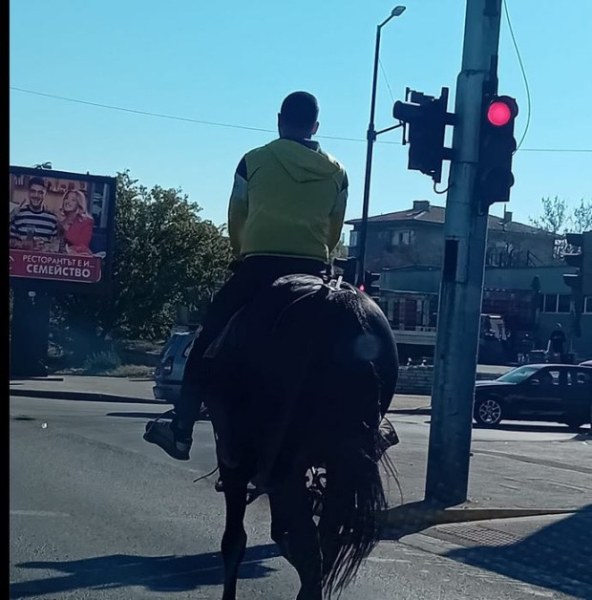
[143,419,192,461]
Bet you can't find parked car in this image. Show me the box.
[580,359,592,367]
[473,363,592,430]
[153,330,196,403]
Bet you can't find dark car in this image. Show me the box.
[152,330,196,403]
[473,364,592,430]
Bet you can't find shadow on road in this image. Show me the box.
[11,543,280,599]
[444,505,592,599]
[106,410,212,421]
[380,500,453,541]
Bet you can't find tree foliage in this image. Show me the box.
[529,196,592,260]
[529,196,592,234]
[54,171,233,343]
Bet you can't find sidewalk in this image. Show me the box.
[8,374,433,413]
[10,373,592,595]
[10,374,160,404]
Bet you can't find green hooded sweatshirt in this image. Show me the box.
[228,138,348,262]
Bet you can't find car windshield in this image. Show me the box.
[497,365,540,383]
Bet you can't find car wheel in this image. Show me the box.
[474,397,504,427]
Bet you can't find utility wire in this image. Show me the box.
[379,58,396,103]
[10,86,592,153]
[503,0,531,150]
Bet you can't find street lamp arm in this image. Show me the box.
[375,122,403,136]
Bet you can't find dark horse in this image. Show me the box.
[195,272,399,600]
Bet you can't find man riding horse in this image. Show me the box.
[144,91,400,600]
[145,90,349,461]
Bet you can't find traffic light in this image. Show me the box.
[392,87,454,184]
[333,256,357,285]
[361,271,381,301]
[563,231,592,296]
[475,93,519,212]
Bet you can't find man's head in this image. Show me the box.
[278,91,319,139]
[28,177,47,211]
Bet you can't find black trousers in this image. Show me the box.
[175,255,328,423]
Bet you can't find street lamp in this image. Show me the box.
[357,5,406,284]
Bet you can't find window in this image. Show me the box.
[568,370,591,387]
[349,231,359,248]
[542,294,571,313]
[543,294,558,313]
[557,295,571,313]
[585,296,592,314]
[391,230,415,246]
[531,369,560,386]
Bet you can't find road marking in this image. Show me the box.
[10,510,70,518]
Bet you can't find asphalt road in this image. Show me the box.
[10,394,585,600]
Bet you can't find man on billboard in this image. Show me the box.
[9,176,59,251]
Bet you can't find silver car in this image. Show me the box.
[152,330,196,403]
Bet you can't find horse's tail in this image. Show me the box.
[320,360,391,598]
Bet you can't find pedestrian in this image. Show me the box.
[144,91,349,460]
[546,323,567,363]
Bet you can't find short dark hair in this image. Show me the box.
[28,176,46,189]
[280,91,319,131]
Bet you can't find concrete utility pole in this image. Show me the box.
[425,0,503,505]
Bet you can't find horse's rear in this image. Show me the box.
[199,274,399,600]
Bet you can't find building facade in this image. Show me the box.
[347,201,592,361]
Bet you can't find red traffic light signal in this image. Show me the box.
[486,96,518,127]
[361,270,381,301]
[476,93,519,211]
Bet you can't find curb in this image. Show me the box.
[388,407,431,415]
[10,387,167,405]
[381,503,577,530]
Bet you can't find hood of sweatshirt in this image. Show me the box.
[268,138,342,184]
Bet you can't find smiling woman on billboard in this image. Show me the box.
[56,189,94,255]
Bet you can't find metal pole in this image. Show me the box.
[425,0,503,506]
[357,24,382,285]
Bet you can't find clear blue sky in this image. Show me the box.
[9,0,592,236]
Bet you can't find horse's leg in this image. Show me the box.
[220,463,249,600]
[317,481,343,582]
[269,472,322,600]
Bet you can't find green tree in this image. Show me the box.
[54,171,233,347]
[529,196,570,234]
[529,196,592,259]
[572,198,592,233]
[530,196,592,234]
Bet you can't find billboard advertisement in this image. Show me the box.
[9,166,116,293]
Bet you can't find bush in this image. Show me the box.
[82,350,122,374]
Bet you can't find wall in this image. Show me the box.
[396,365,504,395]
[352,222,556,273]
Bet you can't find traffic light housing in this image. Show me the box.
[563,231,592,296]
[475,94,519,212]
[392,87,454,184]
[361,270,381,301]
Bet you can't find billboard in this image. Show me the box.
[9,166,116,293]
